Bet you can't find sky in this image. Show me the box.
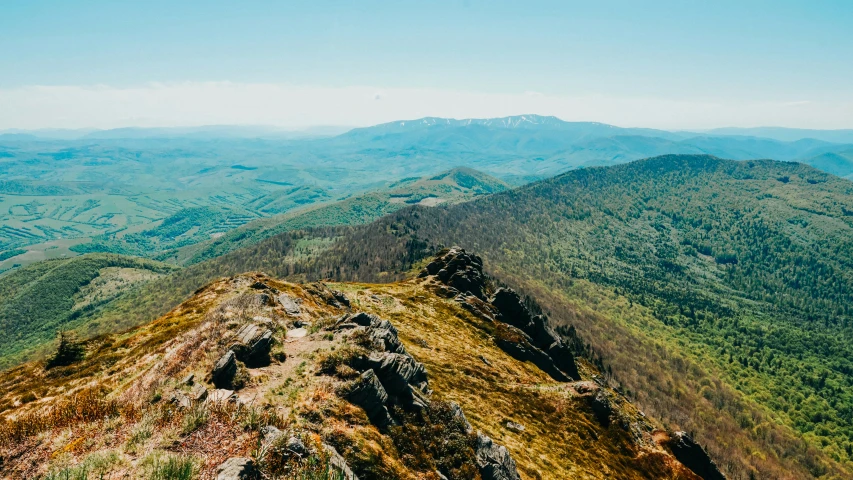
[1,0,852,130]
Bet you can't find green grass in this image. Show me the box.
[142,452,197,480]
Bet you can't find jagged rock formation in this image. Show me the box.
[667,432,726,480]
[333,310,522,480]
[216,457,259,480]
[211,350,238,389]
[420,246,580,381]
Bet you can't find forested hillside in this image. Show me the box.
[278,155,853,478]
[0,254,177,369]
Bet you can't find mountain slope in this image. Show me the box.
[279,155,853,478]
[176,167,507,265]
[0,253,712,479]
[0,254,178,369]
[798,149,853,178]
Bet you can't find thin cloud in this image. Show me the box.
[0,83,850,130]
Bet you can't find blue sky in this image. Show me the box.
[1,0,852,129]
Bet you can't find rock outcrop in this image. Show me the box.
[334,311,522,480]
[211,350,238,389]
[420,247,580,381]
[475,433,522,480]
[215,457,259,480]
[667,432,726,480]
[230,323,273,367]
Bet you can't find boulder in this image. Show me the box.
[230,324,273,367]
[307,283,351,309]
[369,324,407,355]
[590,390,613,427]
[211,351,237,388]
[286,435,309,457]
[547,341,581,381]
[215,457,259,480]
[182,373,195,385]
[450,402,473,434]
[261,425,284,444]
[475,433,522,480]
[169,391,191,409]
[347,312,381,327]
[188,384,209,402]
[276,294,302,316]
[208,389,237,404]
[420,247,487,298]
[668,432,726,480]
[345,369,393,429]
[323,443,359,480]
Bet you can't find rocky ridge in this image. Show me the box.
[1,248,722,479]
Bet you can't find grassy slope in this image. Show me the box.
[0,254,178,369]
[285,155,853,478]
[0,272,699,479]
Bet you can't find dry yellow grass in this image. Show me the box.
[1,273,699,479]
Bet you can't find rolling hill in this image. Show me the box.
[0,254,178,369]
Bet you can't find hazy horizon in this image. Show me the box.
[2,1,852,131]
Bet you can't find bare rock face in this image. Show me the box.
[421,247,581,382]
[667,432,727,480]
[419,247,487,299]
[475,433,522,480]
[323,443,359,480]
[276,294,302,316]
[211,350,238,388]
[590,390,614,427]
[215,457,259,480]
[230,324,273,367]
[307,282,351,308]
[345,369,394,429]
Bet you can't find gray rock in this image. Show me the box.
[215,457,259,480]
[211,351,237,389]
[450,402,473,434]
[364,352,427,406]
[208,389,237,404]
[668,431,727,480]
[475,433,522,480]
[169,391,191,409]
[322,443,359,480]
[590,390,613,427]
[276,294,302,316]
[286,435,309,457]
[231,324,274,367]
[345,369,393,428]
[182,373,195,385]
[505,421,525,433]
[188,384,208,402]
[261,425,284,444]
